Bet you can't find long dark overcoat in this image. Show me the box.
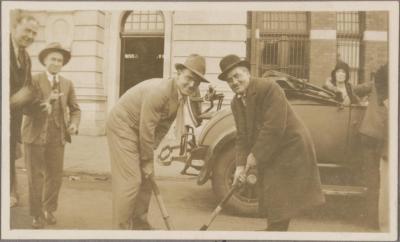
[231,78,325,222]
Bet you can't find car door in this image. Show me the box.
[291,100,351,165]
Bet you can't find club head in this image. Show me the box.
[199,225,208,231]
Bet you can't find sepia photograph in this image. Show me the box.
[1,1,398,240]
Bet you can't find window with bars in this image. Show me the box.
[252,12,310,80]
[122,11,164,34]
[336,12,363,85]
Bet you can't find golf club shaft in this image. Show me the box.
[200,185,238,230]
[149,176,175,230]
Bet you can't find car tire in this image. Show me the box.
[211,147,259,217]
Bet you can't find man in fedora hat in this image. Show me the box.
[9,14,40,207]
[21,42,81,228]
[106,54,208,229]
[218,54,325,231]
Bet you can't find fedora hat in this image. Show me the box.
[175,54,209,83]
[218,54,250,81]
[39,42,71,66]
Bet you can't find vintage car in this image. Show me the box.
[158,70,368,216]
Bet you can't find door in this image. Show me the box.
[120,37,164,95]
[292,102,351,165]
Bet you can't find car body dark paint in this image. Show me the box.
[197,74,367,190]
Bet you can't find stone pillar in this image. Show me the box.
[69,10,107,135]
[308,12,337,86]
[360,11,388,83]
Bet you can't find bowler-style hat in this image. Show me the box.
[175,54,209,83]
[39,42,71,66]
[218,54,250,81]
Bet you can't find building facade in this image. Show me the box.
[14,10,388,135]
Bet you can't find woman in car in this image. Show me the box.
[323,61,359,105]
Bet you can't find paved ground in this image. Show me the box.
[11,135,379,233]
[16,135,192,179]
[11,170,377,232]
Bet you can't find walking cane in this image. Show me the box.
[148,175,175,230]
[199,173,257,231]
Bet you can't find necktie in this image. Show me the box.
[52,75,58,90]
[238,94,247,107]
[18,48,26,68]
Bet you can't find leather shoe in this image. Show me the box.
[32,216,45,229]
[44,211,57,225]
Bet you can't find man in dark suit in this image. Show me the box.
[9,14,39,207]
[217,54,325,231]
[21,42,81,229]
[106,54,208,229]
[353,63,388,229]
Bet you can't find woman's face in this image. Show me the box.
[335,69,347,83]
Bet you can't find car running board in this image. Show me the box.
[322,185,367,196]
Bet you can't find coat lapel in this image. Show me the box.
[38,72,52,100]
[59,75,68,109]
[245,79,257,143]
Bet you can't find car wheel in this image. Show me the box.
[211,147,259,217]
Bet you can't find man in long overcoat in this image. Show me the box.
[217,54,325,231]
[106,54,209,229]
[353,63,388,229]
[9,14,39,207]
[21,42,81,228]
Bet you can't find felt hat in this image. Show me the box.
[218,54,250,81]
[175,54,209,83]
[39,42,71,66]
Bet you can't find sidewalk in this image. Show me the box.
[16,135,195,180]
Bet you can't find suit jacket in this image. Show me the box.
[21,72,81,144]
[107,78,201,162]
[10,36,33,141]
[231,78,324,222]
[353,81,388,140]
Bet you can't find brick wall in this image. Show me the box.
[308,12,337,86]
[310,12,336,30]
[365,11,389,31]
[360,11,388,82]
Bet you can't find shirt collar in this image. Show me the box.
[46,71,60,83]
[236,93,246,99]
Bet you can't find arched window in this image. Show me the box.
[119,11,165,95]
[122,11,164,35]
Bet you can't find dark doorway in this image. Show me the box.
[120,37,164,95]
[120,11,165,96]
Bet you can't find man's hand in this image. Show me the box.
[48,90,63,103]
[245,153,257,172]
[141,161,154,179]
[67,124,78,135]
[383,99,389,110]
[232,165,245,186]
[40,102,52,114]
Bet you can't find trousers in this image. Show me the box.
[360,135,382,229]
[24,143,64,217]
[106,112,152,229]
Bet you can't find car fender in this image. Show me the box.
[196,108,237,185]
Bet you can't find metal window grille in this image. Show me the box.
[122,11,164,34]
[254,12,309,80]
[336,12,363,85]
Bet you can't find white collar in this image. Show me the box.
[46,71,60,84]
